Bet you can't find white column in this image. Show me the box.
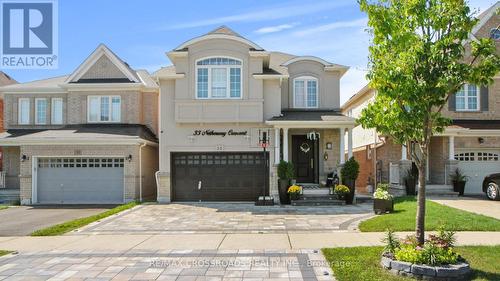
[339,128,345,164]
[448,136,455,160]
[347,127,353,159]
[274,128,280,164]
[402,145,408,160]
[283,128,289,162]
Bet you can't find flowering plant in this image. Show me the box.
[287,185,302,194]
[373,187,393,200]
[334,185,350,195]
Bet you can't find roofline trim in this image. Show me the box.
[341,84,374,110]
[265,120,356,128]
[0,138,158,146]
[252,74,288,80]
[439,128,500,137]
[174,34,264,51]
[471,2,500,36]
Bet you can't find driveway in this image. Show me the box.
[431,197,500,220]
[0,205,113,236]
[77,203,373,235]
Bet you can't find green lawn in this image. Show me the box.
[323,246,500,281]
[0,250,10,257]
[31,201,139,236]
[0,205,8,210]
[359,197,500,232]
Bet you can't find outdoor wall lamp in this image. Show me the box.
[20,155,29,162]
[126,155,132,162]
[478,137,485,144]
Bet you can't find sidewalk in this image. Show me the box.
[1,231,499,252]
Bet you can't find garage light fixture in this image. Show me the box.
[126,154,132,162]
[478,137,485,144]
[20,155,29,162]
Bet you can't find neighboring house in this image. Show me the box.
[0,44,159,205]
[0,71,17,174]
[153,26,355,203]
[342,2,500,195]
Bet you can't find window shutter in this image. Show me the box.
[480,86,489,111]
[448,93,456,111]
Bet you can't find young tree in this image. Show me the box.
[358,0,500,244]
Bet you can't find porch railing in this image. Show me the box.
[389,163,400,184]
[0,171,6,188]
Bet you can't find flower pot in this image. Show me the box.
[344,179,356,204]
[373,198,394,214]
[453,180,466,196]
[278,179,291,204]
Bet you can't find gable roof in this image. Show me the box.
[0,71,17,86]
[341,84,375,111]
[173,25,264,51]
[65,44,141,83]
[471,1,500,39]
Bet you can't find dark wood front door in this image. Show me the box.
[292,135,316,183]
[171,152,268,201]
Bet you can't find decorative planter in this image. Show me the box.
[381,256,471,281]
[405,178,416,196]
[453,181,466,196]
[278,179,291,204]
[289,193,300,201]
[373,198,394,214]
[344,179,356,204]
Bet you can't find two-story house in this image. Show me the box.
[342,2,500,197]
[0,71,17,176]
[153,26,355,203]
[0,44,159,205]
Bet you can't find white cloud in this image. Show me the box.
[255,23,298,34]
[163,1,350,30]
[292,18,368,37]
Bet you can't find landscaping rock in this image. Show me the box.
[411,264,436,276]
[435,265,461,277]
[380,256,392,269]
[391,260,412,273]
[450,262,471,275]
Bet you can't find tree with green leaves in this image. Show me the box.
[358,0,500,245]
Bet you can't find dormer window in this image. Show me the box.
[196,57,242,99]
[293,76,318,108]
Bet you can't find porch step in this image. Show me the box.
[301,185,330,196]
[291,194,345,206]
[425,185,458,196]
[0,188,20,204]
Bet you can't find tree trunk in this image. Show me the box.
[415,162,427,245]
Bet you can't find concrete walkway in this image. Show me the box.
[1,231,499,253]
[431,197,500,220]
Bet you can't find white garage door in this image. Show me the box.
[456,151,500,194]
[36,157,125,204]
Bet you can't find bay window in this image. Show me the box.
[35,98,47,124]
[455,84,479,111]
[88,96,121,122]
[18,98,30,125]
[196,57,242,99]
[293,76,318,108]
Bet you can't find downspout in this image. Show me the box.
[139,142,147,202]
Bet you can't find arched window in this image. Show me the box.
[293,76,318,108]
[490,28,500,40]
[196,57,242,99]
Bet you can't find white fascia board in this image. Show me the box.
[2,88,67,94]
[60,83,148,91]
[438,128,500,137]
[0,138,158,147]
[155,73,186,80]
[252,74,288,80]
[265,120,356,128]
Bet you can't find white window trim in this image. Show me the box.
[34,98,48,125]
[195,56,243,100]
[87,95,121,123]
[455,84,480,112]
[293,76,319,109]
[18,98,30,125]
[51,98,63,125]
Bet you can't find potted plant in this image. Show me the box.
[287,185,302,201]
[341,157,360,204]
[403,168,417,196]
[277,161,294,204]
[449,168,468,196]
[334,185,350,202]
[373,183,394,214]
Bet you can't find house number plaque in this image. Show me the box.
[192,129,248,137]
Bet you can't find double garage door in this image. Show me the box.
[36,157,125,204]
[456,151,500,194]
[172,152,268,201]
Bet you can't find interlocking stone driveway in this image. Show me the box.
[78,203,373,235]
[0,249,334,281]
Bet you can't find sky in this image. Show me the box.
[2,0,497,105]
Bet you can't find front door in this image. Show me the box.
[292,135,316,183]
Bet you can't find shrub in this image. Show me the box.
[278,161,295,180]
[341,157,360,184]
[377,183,390,191]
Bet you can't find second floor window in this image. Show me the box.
[490,28,500,40]
[294,76,318,108]
[51,98,63,124]
[456,84,479,111]
[196,57,242,99]
[35,98,47,124]
[18,98,30,125]
[88,96,121,122]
